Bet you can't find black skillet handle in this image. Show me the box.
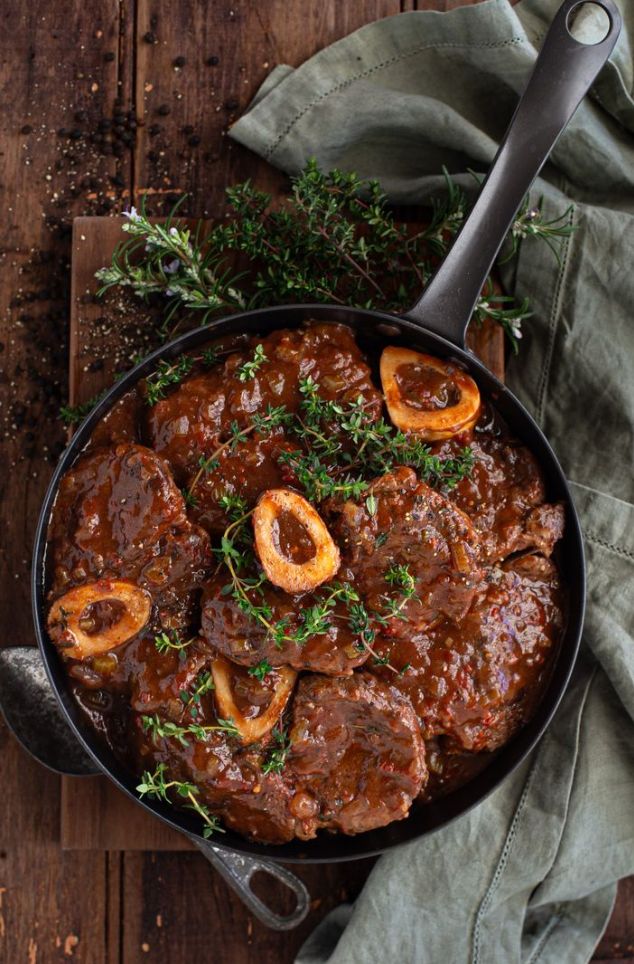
[190,837,311,931]
[405,0,621,348]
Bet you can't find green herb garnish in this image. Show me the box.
[248,659,273,681]
[136,763,224,838]
[262,727,291,775]
[141,713,239,744]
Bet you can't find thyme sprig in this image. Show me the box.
[95,161,573,355]
[154,630,193,655]
[179,670,215,719]
[248,659,273,681]
[145,356,195,404]
[141,713,239,744]
[344,566,416,674]
[279,378,474,500]
[262,726,291,775]
[59,393,106,426]
[185,404,293,501]
[236,343,267,382]
[136,763,224,838]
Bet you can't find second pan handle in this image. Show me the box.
[405,0,621,347]
[191,837,310,931]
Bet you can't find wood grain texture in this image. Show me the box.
[0,2,131,961]
[0,0,631,960]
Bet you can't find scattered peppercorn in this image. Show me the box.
[173,55,186,68]
[188,134,201,147]
[225,99,239,111]
[20,124,32,134]
[104,51,116,62]
[143,31,156,44]
[207,55,220,66]
[157,104,171,116]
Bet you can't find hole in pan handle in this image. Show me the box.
[403,0,621,349]
[190,837,311,931]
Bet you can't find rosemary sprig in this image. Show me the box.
[141,713,239,745]
[136,763,224,838]
[96,204,246,330]
[95,161,573,358]
[262,726,291,775]
[505,196,574,265]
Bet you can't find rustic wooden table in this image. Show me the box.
[1,1,632,961]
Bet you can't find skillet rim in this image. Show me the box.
[31,302,586,863]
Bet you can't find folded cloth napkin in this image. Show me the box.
[230,2,634,961]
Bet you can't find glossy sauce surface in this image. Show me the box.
[46,322,565,843]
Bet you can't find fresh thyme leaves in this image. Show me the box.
[136,763,224,838]
[59,393,105,426]
[277,583,357,648]
[236,343,267,382]
[216,500,354,649]
[384,563,416,596]
[365,494,378,516]
[96,161,573,356]
[141,713,239,744]
[145,355,195,404]
[179,670,215,718]
[277,382,474,501]
[277,449,370,503]
[182,488,198,509]
[248,659,273,681]
[184,404,293,502]
[154,630,193,655]
[346,567,417,674]
[261,726,291,775]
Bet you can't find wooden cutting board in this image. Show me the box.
[62,214,505,850]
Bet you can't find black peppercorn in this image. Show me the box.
[206,55,219,66]
[173,55,186,68]
[143,31,156,43]
[157,104,170,116]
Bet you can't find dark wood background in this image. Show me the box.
[1,1,632,961]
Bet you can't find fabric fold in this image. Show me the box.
[229,2,634,960]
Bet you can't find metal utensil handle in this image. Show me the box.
[405,0,621,347]
[191,837,310,931]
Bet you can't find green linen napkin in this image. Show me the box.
[230,2,634,961]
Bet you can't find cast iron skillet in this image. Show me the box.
[29,0,619,930]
